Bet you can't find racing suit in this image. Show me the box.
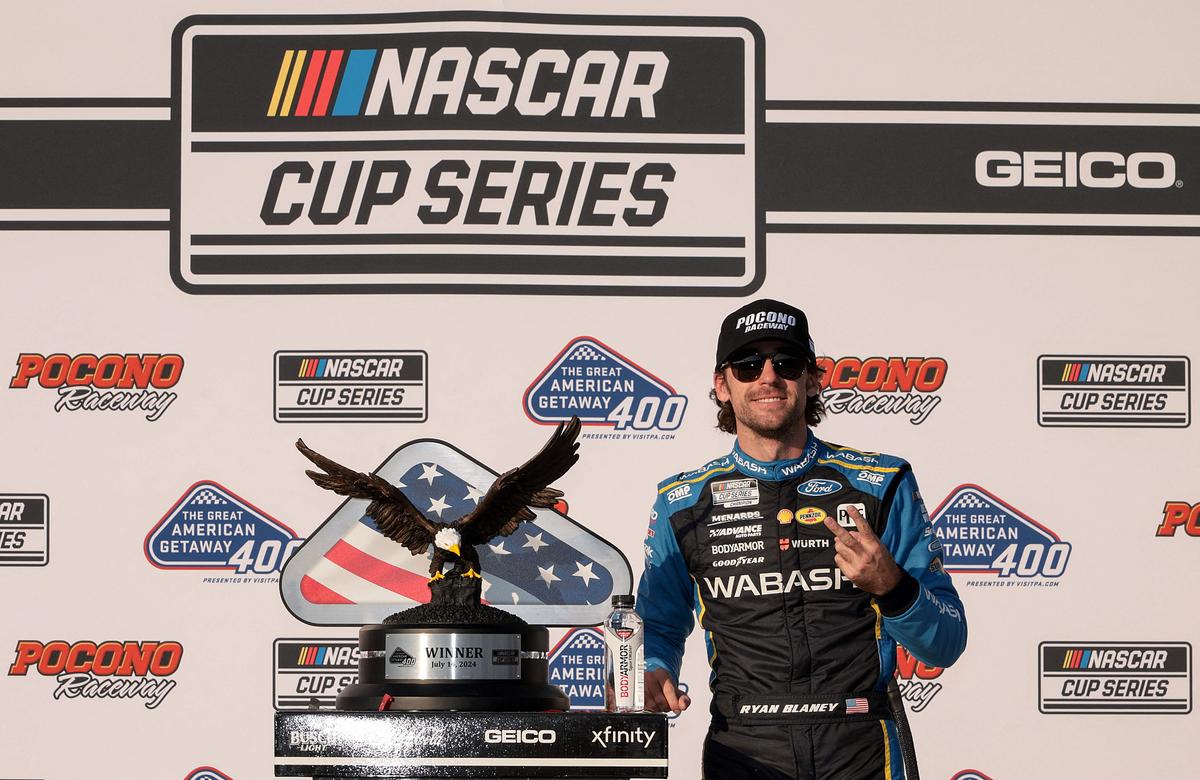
[636,432,967,780]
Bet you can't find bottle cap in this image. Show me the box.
[611,594,635,607]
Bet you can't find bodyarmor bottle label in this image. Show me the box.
[604,610,645,712]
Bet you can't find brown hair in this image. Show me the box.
[709,359,826,434]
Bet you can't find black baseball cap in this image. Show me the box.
[714,299,815,370]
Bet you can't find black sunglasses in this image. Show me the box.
[722,351,807,382]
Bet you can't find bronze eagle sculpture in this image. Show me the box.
[295,417,581,584]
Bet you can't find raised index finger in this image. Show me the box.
[823,515,853,542]
[847,505,878,539]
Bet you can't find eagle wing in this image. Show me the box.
[457,417,581,545]
[295,438,439,555]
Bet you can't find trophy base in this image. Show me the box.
[336,679,570,711]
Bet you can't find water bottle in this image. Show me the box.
[604,594,645,712]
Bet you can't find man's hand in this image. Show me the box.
[823,506,902,596]
[644,667,691,715]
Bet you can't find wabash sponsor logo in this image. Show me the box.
[8,640,182,709]
[524,337,686,438]
[1038,355,1190,428]
[702,567,853,598]
[273,638,359,710]
[175,14,760,295]
[1039,642,1192,714]
[274,350,428,423]
[9,353,183,421]
[976,151,1178,189]
[816,356,946,425]
[185,769,235,780]
[0,494,49,566]
[145,482,303,581]
[894,646,944,713]
[931,485,1071,587]
[1157,501,1200,537]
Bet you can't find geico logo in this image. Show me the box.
[7,640,184,676]
[352,48,669,119]
[735,311,796,330]
[975,151,1176,188]
[9,353,184,390]
[816,357,946,392]
[702,567,853,597]
[484,729,557,744]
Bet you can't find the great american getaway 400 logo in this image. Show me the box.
[173,13,760,295]
[930,485,1071,587]
[145,482,303,582]
[523,337,686,439]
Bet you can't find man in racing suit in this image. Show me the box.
[636,299,967,780]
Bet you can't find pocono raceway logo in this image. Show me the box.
[894,646,945,713]
[1156,501,1200,537]
[816,356,947,425]
[145,482,303,583]
[8,640,182,709]
[185,769,235,780]
[524,337,686,440]
[8,353,183,421]
[274,638,358,710]
[930,485,1071,587]
[0,494,49,566]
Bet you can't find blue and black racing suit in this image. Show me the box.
[636,432,967,780]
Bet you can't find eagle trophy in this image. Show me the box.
[296,417,581,606]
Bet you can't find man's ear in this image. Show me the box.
[714,370,731,403]
[805,369,821,399]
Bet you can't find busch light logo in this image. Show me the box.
[797,479,841,497]
[281,438,632,626]
[185,769,235,780]
[523,337,686,439]
[931,485,1071,587]
[145,482,303,581]
[548,628,605,709]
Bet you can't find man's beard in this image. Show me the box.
[734,395,811,438]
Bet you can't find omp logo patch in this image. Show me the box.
[524,337,686,437]
[144,482,302,579]
[931,485,1070,586]
[816,356,947,425]
[548,628,605,709]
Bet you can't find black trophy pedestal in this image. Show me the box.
[274,710,668,779]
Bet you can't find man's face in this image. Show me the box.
[713,339,821,438]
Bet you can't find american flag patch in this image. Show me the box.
[845,697,869,714]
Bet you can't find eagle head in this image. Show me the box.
[434,527,462,557]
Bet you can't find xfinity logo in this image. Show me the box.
[484,729,557,744]
[975,151,1178,188]
[590,725,657,749]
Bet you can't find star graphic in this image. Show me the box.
[426,495,451,517]
[463,484,486,504]
[488,541,511,555]
[481,578,492,596]
[571,561,599,587]
[537,565,561,587]
[418,463,443,485]
[523,532,549,553]
[512,593,520,605]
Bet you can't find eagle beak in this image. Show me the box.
[448,544,461,556]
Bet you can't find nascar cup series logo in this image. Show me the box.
[173,13,760,295]
[9,353,183,421]
[1037,355,1190,427]
[273,638,358,710]
[8,640,183,709]
[145,482,303,582]
[1039,642,1192,714]
[816,356,946,425]
[524,337,686,439]
[274,350,427,422]
[930,485,1071,587]
[0,495,49,566]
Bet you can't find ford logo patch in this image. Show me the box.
[796,479,841,497]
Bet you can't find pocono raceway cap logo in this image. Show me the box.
[894,646,945,713]
[1039,642,1192,714]
[185,769,235,780]
[8,352,183,421]
[1037,355,1190,427]
[174,13,760,295]
[524,337,686,440]
[280,438,631,626]
[0,494,49,566]
[144,482,303,582]
[8,640,182,709]
[274,638,358,710]
[274,350,427,423]
[1156,501,1200,537]
[930,485,1071,587]
[548,628,606,709]
[816,356,947,425]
